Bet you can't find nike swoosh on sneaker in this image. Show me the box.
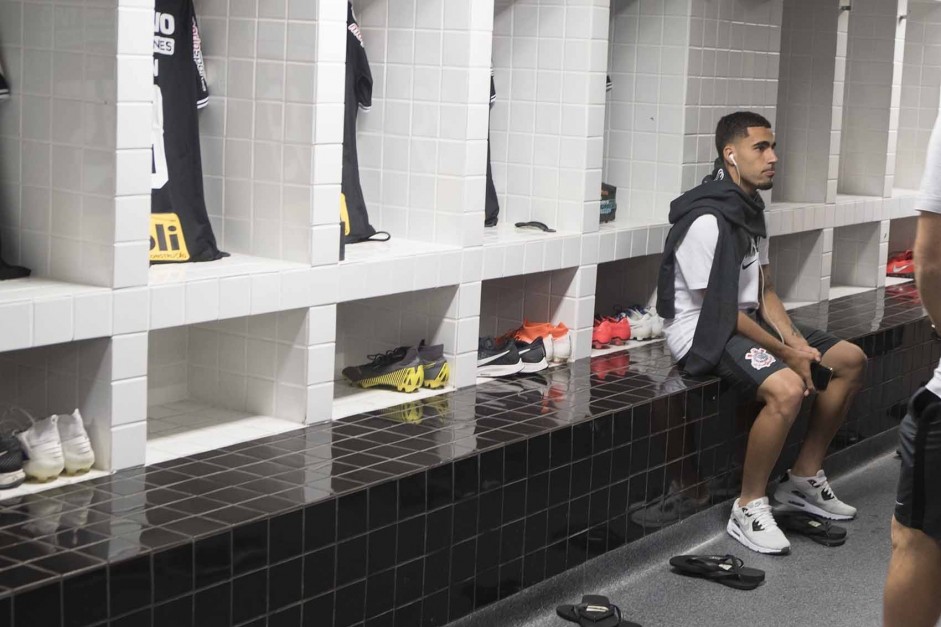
[478,350,511,366]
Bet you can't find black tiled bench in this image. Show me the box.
[0,288,935,627]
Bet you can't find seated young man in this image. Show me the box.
[657,111,868,555]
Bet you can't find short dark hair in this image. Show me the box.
[715,111,772,158]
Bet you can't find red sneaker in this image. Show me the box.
[887,250,915,277]
[607,316,631,344]
[592,318,614,349]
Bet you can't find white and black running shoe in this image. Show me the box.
[0,433,25,489]
[477,337,524,377]
[773,470,857,520]
[727,497,790,555]
[516,337,548,373]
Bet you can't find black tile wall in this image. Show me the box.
[0,288,934,626]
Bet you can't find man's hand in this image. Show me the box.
[782,346,817,396]
[785,334,821,362]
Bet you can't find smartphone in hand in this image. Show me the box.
[810,362,834,392]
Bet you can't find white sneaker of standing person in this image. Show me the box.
[57,409,95,475]
[16,414,65,482]
[727,496,790,555]
[773,470,857,521]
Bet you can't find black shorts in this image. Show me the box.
[712,320,841,399]
[895,387,941,541]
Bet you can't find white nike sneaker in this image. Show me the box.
[620,308,654,340]
[648,307,664,337]
[17,415,65,482]
[773,470,857,520]
[727,497,790,555]
[57,409,95,475]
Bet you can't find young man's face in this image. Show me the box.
[726,126,778,192]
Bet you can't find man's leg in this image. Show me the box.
[792,339,867,476]
[740,368,806,503]
[884,518,941,627]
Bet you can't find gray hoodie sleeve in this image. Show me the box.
[920,114,941,214]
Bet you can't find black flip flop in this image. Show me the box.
[556,595,641,627]
[775,511,847,546]
[515,221,557,233]
[669,554,765,590]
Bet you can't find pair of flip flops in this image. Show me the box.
[670,554,765,590]
[776,511,847,547]
[556,595,641,627]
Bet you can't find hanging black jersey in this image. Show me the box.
[0,60,9,100]
[341,2,386,244]
[151,0,225,263]
[485,70,499,227]
[0,59,29,279]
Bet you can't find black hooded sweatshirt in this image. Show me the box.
[656,162,767,376]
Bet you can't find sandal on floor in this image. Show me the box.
[669,554,765,590]
[775,511,847,547]
[556,595,641,627]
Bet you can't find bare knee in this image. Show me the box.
[759,371,805,424]
[891,517,941,556]
[827,342,868,386]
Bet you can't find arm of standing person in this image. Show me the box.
[916,116,941,330]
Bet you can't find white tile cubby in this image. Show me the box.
[773,0,846,204]
[480,266,595,363]
[490,0,608,235]
[333,285,474,418]
[767,229,828,303]
[888,215,918,256]
[146,307,326,463]
[896,0,941,190]
[838,0,907,198]
[830,220,889,298]
[0,0,938,480]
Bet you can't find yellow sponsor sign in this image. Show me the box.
[149,213,190,262]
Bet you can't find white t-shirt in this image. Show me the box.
[919,115,941,398]
[664,215,769,360]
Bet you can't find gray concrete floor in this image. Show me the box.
[453,452,903,627]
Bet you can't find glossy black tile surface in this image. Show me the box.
[0,288,934,625]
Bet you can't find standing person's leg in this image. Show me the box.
[885,388,941,627]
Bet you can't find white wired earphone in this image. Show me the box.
[729,149,786,343]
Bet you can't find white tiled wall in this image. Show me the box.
[490,0,609,234]
[352,0,492,247]
[335,284,477,387]
[683,0,783,189]
[773,0,841,204]
[0,0,153,288]
[888,214,917,254]
[839,0,906,197]
[198,0,344,265]
[896,0,941,190]
[603,0,690,225]
[480,266,595,360]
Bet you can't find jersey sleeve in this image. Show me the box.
[758,236,770,265]
[0,60,10,100]
[675,215,719,290]
[348,4,372,111]
[192,14,209,108]
[920,112,941,214]
[490,68,496,107]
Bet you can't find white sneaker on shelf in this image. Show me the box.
[727,497,790,555]
[621,309,653,340]
[648,307,664,337]
[57,409,95,475]
[17,415,65,482]
[773,470,857,521]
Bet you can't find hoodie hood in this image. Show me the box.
[668,157,767,240]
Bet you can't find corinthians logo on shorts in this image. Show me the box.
[745,347,776,370]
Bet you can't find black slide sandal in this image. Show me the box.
[556,595,641,627]
[669,554,765,590]
[775,511,847,546]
